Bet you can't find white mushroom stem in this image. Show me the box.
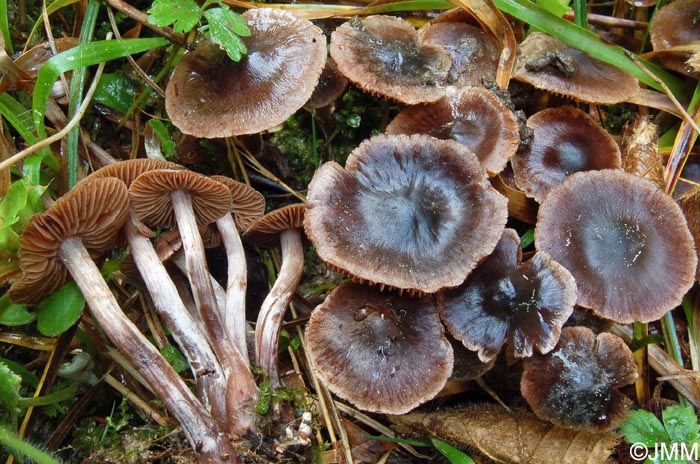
[58,236,235,464]
[215,213,250,365]
[123,215,228,429]
[255,229,304,388]
[170,189,259,436]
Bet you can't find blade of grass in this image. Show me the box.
[572,0,587,29]
[0,0,12,54]
[25,0,82,51]
[492,0,686,97]
[430,438,476,464]
[66,0,100,189]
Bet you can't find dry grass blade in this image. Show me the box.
[620,114,665,189]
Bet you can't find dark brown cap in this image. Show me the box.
[649,0,700,77]
[243,204,305,245]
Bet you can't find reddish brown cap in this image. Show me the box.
[649,0,700,77]
[330,16,452,104]
[166,8,327,137]
[521,326,637,431]
[678,189,700,283]
[513,32,639,104]
[8,178,130,304]
[128,169,232,228]
[511,106,622,203]
[305,134,508,294]
[535,169,698,323]
[243,204,305,245]
[89,159,183,186]
[210,175,265,232]
[305,283,453,414]
[386,87,520,176]
[306,58,348,109]
[439,228,576,362]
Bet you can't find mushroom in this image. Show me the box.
[128,169,259,432]
[165,8,326,137]
[511,106,622,203]
[535,169,698,323]
[521,326,637,431]
[304,133,508,294]
[305,283,453,414]
[677,189,700,283]
[210,175,265,364]
[243,204,305,388]
[438,228,576,362]
[649,0,700,78]
[386,87,520,176]
[8,178,234,463]
[330,15,453,104]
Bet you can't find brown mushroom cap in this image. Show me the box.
[243,204,305,245]
[649,0,700,76]
[305,283,453,414]
[306,58,349,109]
[521,326,637,431]
[210,175,265,232]
[166,8,327,137]
[386,87,520,176]
[8,178,130,304]
[418,22,500,87]
[511,106,622,203]
[438,228,576,362]
[89,158,183,186]
[513,32,639,104]
[304,133,508,294]
[330,16,452,104]
[535,169,698,323]
[678,188,700,283]
[128,169,232,228]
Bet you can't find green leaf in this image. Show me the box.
[147,0,201,33]
[160,345,189,373]
[538,0,570,17]
[0,295,34,326]
[0,178,46,253]
[148,119,176,156]
[621,409,668,446]
[663,406,700,444]
[430,438,476,464]
[203,7,249,62]
[519,227,535,249]
[36,281,85,336]
[0,362,21,419]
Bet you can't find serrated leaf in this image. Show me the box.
[662,406,700,444]
[0,295,34,326]
[147,0,201,33]
[160,345,189,373]
[431,438,476,464]
[620,409,668,446]
[203,7,249,62]
[36,282,85,336]
[0,362,21,416]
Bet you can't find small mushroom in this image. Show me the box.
[243,204,305,388]
[521,326,637,431]
[8,178,234,462]
[535,169,698,323]
[649,0,700,78]
[305,283,453,414]
[305,133,508,294]
[438,228,576,362]
[386,87,520,176]
[677,189,700,283]
[511,106,622,203]
[330,16,453,104]
[166,8,327,137]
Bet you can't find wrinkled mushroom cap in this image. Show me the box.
[386,87,520,176]
[128,169,232,228]
[521,326,637,431]
[535,169,697,323]
[330,16,452,104]
[89,159,183,186]
[243,204,305,245]
[512,106,622,203]
[305,283,453,414]
[439,228,576,362]
[166,8,326,137]
[210,175,265,232]
[513,32,639,104]
[8,177,130,304]
[305,134,508,294]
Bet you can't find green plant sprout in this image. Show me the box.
[621,405,700,464]
[364,434,476,464]
[147,0,251,61]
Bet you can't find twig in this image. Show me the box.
[103,0,185,45]
[0,60,105,175]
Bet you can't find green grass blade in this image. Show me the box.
[492,0,686,97]
[32,37,169,139]
[26,0,83,47]
[430,438,476,464]
[0,0,12,54]
[66,0,100,189]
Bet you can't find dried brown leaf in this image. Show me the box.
[391,403,619,464]
[620,115,666,190]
